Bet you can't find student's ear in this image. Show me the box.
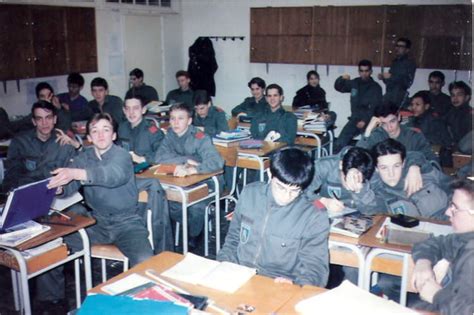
[280,95,285,103]
[123,107,127,115]
[141,107,147,115]
[53,115,57,125]
[424,103,431,111]
[112,132,117,141]
[86,134,92,143]
[187,116,192,126]
[31,117,37,127]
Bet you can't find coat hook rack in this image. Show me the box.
[203,36,245,41]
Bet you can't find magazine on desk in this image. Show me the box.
[0,220,50,247]
[330,213,374,238]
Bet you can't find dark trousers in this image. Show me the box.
[334,118,364,153]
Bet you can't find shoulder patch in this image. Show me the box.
[195,131,205,139]
[148,124,159,134]
[313,199,326,211]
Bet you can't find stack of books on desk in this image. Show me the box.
[330,214,374,238]
[145,101,169,113]
[0,220,51,247]
[213,128,251,147]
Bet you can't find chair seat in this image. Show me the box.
[91,244,126,261]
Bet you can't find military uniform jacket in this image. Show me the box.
[428,91,452,118]
[3,129,76,190]
[125,84,159,105]
[383,55,416,101]
[445,102,473,145]
[357,124,438,163]
[88,95,125,124]
[231,97,269,119]
[412,232,474,315]
[334,76,383,124]
[193,106,229,137]
[217,182,330,287]
[250,107,297,144]
[63,144,138,215]
[292,85,328,110]
[406,112,451,147]
[165,88,194,108]
[118,118,164,164]
[154,125,224,174]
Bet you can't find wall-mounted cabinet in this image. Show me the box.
[0,4,97,81]
[250,5,472,70]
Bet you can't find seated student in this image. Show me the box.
[250,84,297,144]
[193,90,229,137]
[406,91,451,147]
[42,113,153,312]
[118,95,164,165]
[411,179,474,315]
[425,71,452,118]
[231,77,269,121]
[57,72,90,122]
[2,100,79,192]
[217,148,329,287]
[357,102,438,164]
[125,68,159,105]
[154,103,224,245]
[36,82,72,132]
[357,139,451,219]
[88,77,125,124]
[165,70,194,107]
[445,81,473,155]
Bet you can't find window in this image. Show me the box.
[106,0,172,7]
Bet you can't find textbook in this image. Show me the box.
[50,192,83,211]
[330,214,374,238]
[161,253,256,293]
[0,221,50,247]
[153,164,177,176]
[239,139,264,150]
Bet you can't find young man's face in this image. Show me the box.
[38,88,54,102]
[410,97,430,117]
[68,83,82,97]
[250,83,264,100]
[91,86,108,104]
[170,109,192,136]
[450,88,471,107]
[445,189,474,233]
[195,103,210,119]
[395,40,409,57]
[376,153,404,187]
[177,75,190,90]
[130,75,144,88]
[270,177,301,206]
[358,66,372,81]
[308,74,320,87]
[87,118,116,152]
[266,88,283,111]
[123,98,146,127]
[428,76,444,94]
[379,114,401,138]
[32,107,57,138]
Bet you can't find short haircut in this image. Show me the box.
[86,112,117,135]
[451,179,474,201]
[91,77,108,90]
[31,100,57,116]
[175,70,190,79]
[449,81,472,96]
[342,147,375,181]
[193,90,211,106]
[429,71,445,83]
[266,83,284,96]
[67,72,85,86]
[129,68,144,78]
[358,59,373,70]
[124,95,146,108]
[372,139,406,163]
[411,91,431,105]
[374,102,399,118]
[170,102,193,117]
[270,148,314,190]
[35,82,54,98]
[397,37,411,49]
[306,70,320,81]
[247,77,266,89]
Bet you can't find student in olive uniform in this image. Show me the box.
[355,139,451,219]
[378,38,417,108]
[165,70,194,107]
[88,77,125,124]
[231,77,269,121]
[57,72,90,122]
[154,103,224,243]
[193,90,229,137]
[118,95,164,165]
[357,102,438,164]
[406,91,450,147]
[425,71,452,118]
[218,148,329,287]
[446,81,472,154]
[250,84,297,144]
[2,101,79,192]
[36,82,72,132]
[125,68,159,105]
[41,113,153,312]
[334,59,383,152]
[411,179,474,315]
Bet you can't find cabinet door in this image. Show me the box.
[250,35,279,63]
[348,6,384,37]
[421,5,470,37]
[278,36,312,64]
[250,8,280,35]
[460,35,472,70]
[313,36,348,65]
[385,6,422,39]
[280,7,312,35]
[347,36,382,66]
[313,6,349,36]
[419,36,461,70]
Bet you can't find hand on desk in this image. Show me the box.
[320,197,344,213]
[264,131,281,143]
[274,277,293,285]
[130,151,146,164]
[174,164,198,177]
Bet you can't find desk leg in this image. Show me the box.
[177,187,188,254]
[78,228,92,291]
[11,270,20,311]
[212,176,221,254]
[400,253,410,306]
[328,129,334,156]
[7,248,31,315]
[329,240,366,288]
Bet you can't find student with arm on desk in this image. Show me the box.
[218,148,330,287]
[165,70,194,108]
[192,89,229,137]
[231,77,269,121]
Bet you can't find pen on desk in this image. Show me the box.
[50,210,72,221]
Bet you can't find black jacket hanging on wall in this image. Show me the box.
[187,37,218,97]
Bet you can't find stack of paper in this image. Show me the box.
[0,220,51,247]
[213,129,251,147]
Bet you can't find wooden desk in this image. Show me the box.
[275,285,326,314]
[0,213,95,314]
[138,169,223,254]
[90,251,321,314]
